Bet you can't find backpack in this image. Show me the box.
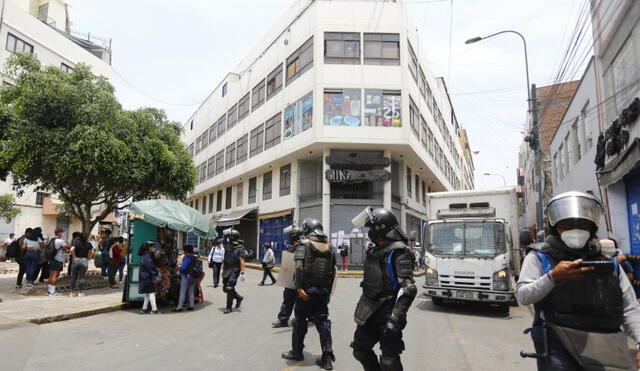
[340,247,348,257]
[5,240,20,258]
[187,257,204,281]
[44,238,58,262]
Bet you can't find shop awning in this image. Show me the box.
[214,208,258,227]
[129,199,217,239]
[597,138,640,186]
[258,209,293,220]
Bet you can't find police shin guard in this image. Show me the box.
[226,293,234,309]
[352,345,381,371]
[291,316,307,355]
[380,353,402,371]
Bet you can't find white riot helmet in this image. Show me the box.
[547,191,603,249]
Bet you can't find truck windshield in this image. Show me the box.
[427,221,506,257]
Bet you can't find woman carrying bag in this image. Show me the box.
[138,242,160,315]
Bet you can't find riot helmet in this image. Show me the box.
[223,228,241,242]
[283,225,303,242]
[547,191,603,249]
[302,218,325,238]
[352,207,407,242]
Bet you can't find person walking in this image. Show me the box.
[99,230,112,278]
[118,237,127,282]
[272,226,302,328]
[173,245,196,312]
[108,238,122,289]
[69,233,93,297]
[22,228,43,287]
[33,227,49,283]
[259,244,276,286]
[208,239,224,288]
[221,229,247,314]
[47,227,70,296]
[339,243,349,271]
[14,230,27,289]
[138,242,159,314]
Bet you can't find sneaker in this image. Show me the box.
[187,307,195,311]
[47,292,61,297]
[69,292,76,297]
[223,308,232,314]
[315,353,335,370]
[15,285,22,290]
[272,321,288,328]
[150,310,160,315]
[281,350,304,361]
[77,292,86,297]
[172,308,184,312]
[258,282,265,286]
[139,309,148,314]
[235,296,243,309]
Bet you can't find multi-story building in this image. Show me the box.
[0,0,112,240]
[182,0,474,262]
[590,0,640,254]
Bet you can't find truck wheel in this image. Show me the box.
[431,297,444,306]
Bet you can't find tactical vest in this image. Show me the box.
[302,241,335,288]
[223,244,242,268]
[535,250,624,333]
[361,242,405,299]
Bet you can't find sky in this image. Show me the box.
[66,0,587,190]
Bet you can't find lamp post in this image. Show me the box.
[483,173,506,187]
[466,30,543,239]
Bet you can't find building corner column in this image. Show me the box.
[322,149,331,234]
[384,150,392,210]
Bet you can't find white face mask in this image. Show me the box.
[560,229,591,249]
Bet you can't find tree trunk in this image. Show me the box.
[82,203,92,235]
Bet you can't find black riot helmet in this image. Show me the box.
[283,225,303,242]
[352,207,407,243]
[223,228,241,242]
[302,218,325,238]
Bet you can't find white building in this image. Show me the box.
[182,0,474,262]
[0,0,112,240]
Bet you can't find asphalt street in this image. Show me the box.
[1,269,536,371]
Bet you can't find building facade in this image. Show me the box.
[0,0,112,240]
[182,0,474,262]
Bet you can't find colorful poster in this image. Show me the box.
[364,90,401,127]
[284,91,313,139]
[323,89,362,126]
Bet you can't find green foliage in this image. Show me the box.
[0,194,20,223]
[0,53,196,232]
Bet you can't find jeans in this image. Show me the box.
[118,258,126,282]
[177,275,195,309]
[25,250,40,283]
[70,258,88,291]
[211,261,222,286]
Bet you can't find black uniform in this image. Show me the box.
[352,240,416,371]
[222,241,246,311]
[275,241,299,326]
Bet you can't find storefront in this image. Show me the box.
[258,210,293,264]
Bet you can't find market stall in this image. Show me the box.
[123,199,217,303]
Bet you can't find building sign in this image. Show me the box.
[325,169,391,183]
[284,91,313,139]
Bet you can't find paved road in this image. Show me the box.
[1,269,536,371]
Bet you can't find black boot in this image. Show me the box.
[224,293,234,314]
[379,354,402,371]
[281,350,303,361]
[235,294,243,308]
[352,345,381,371]
[272,320,288,328]
[315,352,335,370]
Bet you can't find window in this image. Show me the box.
[324,89,362,126]
[217,114,226,138]
[6,33,34,54]
[363,90,401,127]
[225,143,236,170]
[238,93,250,122]
[324,32,360,64]
[262,171,272,200]
[363,33,399,65]
[280,164,291,196]
[195,198,199,212]
[195,136,201,154]
[222,82,228,97]
[266,64,283,100]
[215,150,224,175]
[580,101,591,151]
[207,156,215,179]
[553,152,561,184]
[571,120,580,162]
[208,122,217,144]
[201,130,209,149]
[225,187,232,209]
[419,67,426,98]
[216,190,223,212]
[189,201,193,209]
[409,97,419,136]
[406,167,412,198]
[286,36,314,85]
[187,143,194,156]
[200,163,207,183]
[208,193,214,213]
[422,181,427,206]
[227,104,238,129]
[190,120,194,130]
[236,134,248,164]
[264,113,282,150]
[35,192,50,206]
[407,41,418,81]
[284,92,313,139]
[250,124,264,157]
[415,174,420,202]
[248,177,257,204]
[563,133,571,174]
[202,195,207,214]
[236,182,244,206]
[420,115,428,149]
[61,63,73,73]
[252,79,266,111]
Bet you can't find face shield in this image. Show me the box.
[283,225,294,234]
[352,207,374,228]
[222,228,233,236]
[547,191,603,228]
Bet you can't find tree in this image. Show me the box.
[0,194,20,223]
[0,53,196,233]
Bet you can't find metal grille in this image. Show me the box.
[439,274,492,290]
[427,221,505,257]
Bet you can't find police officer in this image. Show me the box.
[272,225,302,328]
[350,207,416,371]
[517,191,640,370]
[281,218,336,370]
[221,228,247,314]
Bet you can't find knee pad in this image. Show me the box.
[352,344,376,362]
[379,354,402,371]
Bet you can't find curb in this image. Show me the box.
[244,263,426,278]
[28,302,128,325]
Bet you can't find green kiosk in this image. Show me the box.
[123,199,217,303]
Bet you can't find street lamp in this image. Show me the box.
[483,173,506,187]
[466,30,543,239]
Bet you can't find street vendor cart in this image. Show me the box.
[123,199,217,303]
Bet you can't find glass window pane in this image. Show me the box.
[324,89,361,126]
[381,42,399,59]
[364,42,381,58]
[6,35,15,51]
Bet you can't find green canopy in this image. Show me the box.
[129,199,217,239]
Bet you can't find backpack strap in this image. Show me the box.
[613,256,620,277]
[535,251,552,274]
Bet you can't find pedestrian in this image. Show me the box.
[138,242,159,314]
[193,247,205,304]
[516,191,640,370]
[221,229,246,314]
[350,207,417,371]
[47,227,70,296]
[33,227,49,283]
[208,239,224,288]
[4,232,14,246]
[14,230,27,289]
[69,233,93,297]
[339,243,349,271]
[413,242,422,270]
[118,237,127,282]
[173,244,196,312]
[99,230,112,278]
[259,243,276,286]
[108,237,122,289]
[22,228,43,287]
[281,218,336,370]
[272,225,302,328]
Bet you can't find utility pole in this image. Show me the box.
[530,84,543,240]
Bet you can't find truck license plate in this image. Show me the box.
[454,290,475,300]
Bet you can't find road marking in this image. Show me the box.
[282,361,304,371]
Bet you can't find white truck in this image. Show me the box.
[422,187,520,313]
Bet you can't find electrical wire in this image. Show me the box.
[112,68,204,107]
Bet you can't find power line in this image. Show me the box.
[112,68,204,107]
